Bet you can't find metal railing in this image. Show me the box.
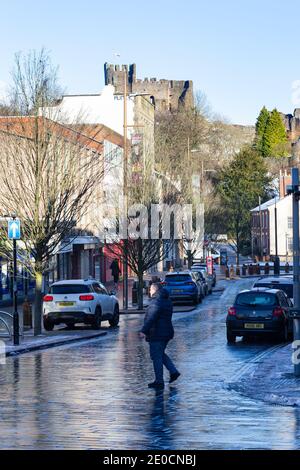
[0,311,13,338]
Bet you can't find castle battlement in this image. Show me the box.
[104,63,193,113]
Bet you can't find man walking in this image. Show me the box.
[110,258,121,290]
[140,283,180,390]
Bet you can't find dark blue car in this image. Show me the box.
[162,272,201,304]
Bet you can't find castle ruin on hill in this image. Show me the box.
[104,63,194,113]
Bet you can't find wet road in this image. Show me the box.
[1,278,300,450]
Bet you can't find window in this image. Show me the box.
[288,237,293,252]
[51,284,90,294]
[236,292,277,306]
[92,283,108,295]
[288,217,293,229]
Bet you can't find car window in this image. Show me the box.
[278,292,289,307]
[50,284,90,294]
[92,283,108,295]
[236,292,277,306]
[165,274,192,282]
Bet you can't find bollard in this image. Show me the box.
[249,264,254,275]
[285,262,290,273]
[23,298,32,329]
[264,262,270,275]
[242,264,247,276]
[256,263,261,275]
[229,265,235,280]
[236,265,240,276]
[225,266,230,279]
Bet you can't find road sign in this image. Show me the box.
[289,308,300,319]
[206,256,213,275]
[8,219,21,240]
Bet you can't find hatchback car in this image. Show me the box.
[226,288,292,343]
[162,272,202,304]
[252,276,293,304]
[43,279,119,331]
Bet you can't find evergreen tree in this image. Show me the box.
[262,108,288,158]
[255,106,270,156]
[216,146,271,263]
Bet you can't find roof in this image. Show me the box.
[250,195,291,212]
[254,277,293,284]
[0,116,104,153]
[51,279,97,285]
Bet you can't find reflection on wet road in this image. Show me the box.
[0,278,300,449]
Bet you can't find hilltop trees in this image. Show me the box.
[255,107,289,158]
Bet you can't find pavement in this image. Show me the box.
[228,342,300,407]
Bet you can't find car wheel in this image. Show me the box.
[92,307,102,330]
[227,329,236,344]
[43,318,54,331]
[193,295,198,305]
[109,305,120,327]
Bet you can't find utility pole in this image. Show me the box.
[259,196,263,260]
[13,237,19,345]
[287,168,300,376]
[275,197,278,257]
[123,69,129,310]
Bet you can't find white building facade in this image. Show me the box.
[251,195,294,261]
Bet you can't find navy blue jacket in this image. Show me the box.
[141,288,174,342]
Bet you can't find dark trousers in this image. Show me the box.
[149,340,178,383]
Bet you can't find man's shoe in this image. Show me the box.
[148,381,164,390]
[169,372,181,383]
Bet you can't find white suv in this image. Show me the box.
[43,279,119,331]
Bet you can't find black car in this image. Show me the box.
[252,276,293,303]
[226,288,292,344]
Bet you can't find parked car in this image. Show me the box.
[43,279,119,331]
[162,272,202,304]
[191,267,208,295]
[192,265,214,293]
[252,276,293,305]
[192,262,216,287]
[190,270,206,299]
[226,288,292,344]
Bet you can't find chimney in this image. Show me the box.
[279,169,292,198]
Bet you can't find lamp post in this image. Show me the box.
[286,168,300,376]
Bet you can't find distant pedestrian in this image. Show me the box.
[110,258,121,290]
[229,264,235,279]
[140,283,180,390]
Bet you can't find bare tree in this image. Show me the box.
[0,49,105,335]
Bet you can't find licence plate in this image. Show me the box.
[58,302,75,307]
[173,289,183,293]
[244,323,264,329]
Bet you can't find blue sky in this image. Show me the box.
[1,0,300,125]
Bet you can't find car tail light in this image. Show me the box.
[161,281,167,286]
[273,307,284,317]
[228,306,236,316]
[79,294,94,301]
[43,295,53,302]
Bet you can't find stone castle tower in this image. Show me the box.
[104,63,193,113]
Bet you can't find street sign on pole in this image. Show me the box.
[291,168,300,376]
[8,219,21,240]
[7,218,21,345]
